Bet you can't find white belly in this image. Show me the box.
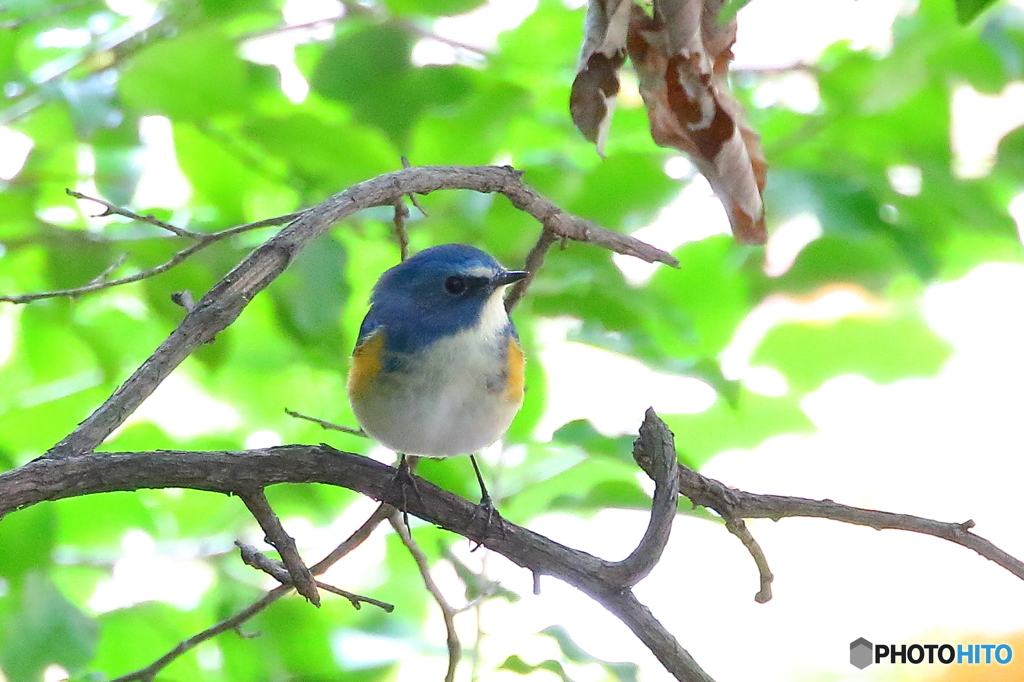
[352,327,521,457]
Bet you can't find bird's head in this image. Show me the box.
[367,244,527,347]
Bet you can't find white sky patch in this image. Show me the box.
[36,27,92,48]
[0,126,34,180]
[244,429,282,449]
[763,212,822,277]
[89,529,215,612]
[120,371,241,440]
[43,665,69,682]
[613,175,731,286]
[434,0,538,52]
[887,164,923,196]
[951,81,1024,179]
[719,285,880,380]
[751,69,821,113]
[411,39,457,67]
[132,116,191,208]
[534,317,716,440]
[1009,191,1024,244]
[733,0,905,69]
[663,155,695,180]
[240,0,344,103]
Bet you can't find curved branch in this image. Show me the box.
[607,408,679,586]
[0,439,710,682]
[42,165,674,459]
[628,450,1024,582]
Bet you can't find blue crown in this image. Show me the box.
[359,245,513,354]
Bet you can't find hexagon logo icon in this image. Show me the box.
[850,638,873,669]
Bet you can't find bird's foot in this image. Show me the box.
[391,455,421,530]
[467,493,502,551]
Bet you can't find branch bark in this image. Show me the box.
[0,410,711,682]
[42,165,675,459]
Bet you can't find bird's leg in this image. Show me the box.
[467,454,497,549]
[392,454,421,530]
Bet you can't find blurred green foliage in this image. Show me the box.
[0,0,1022,680]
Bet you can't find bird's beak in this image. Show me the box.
[492,270,529,288]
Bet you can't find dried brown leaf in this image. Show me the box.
[570,0,632,156]
[572,0,768,244]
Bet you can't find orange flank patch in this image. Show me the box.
[347,331,384,399]
[505,337,526,403]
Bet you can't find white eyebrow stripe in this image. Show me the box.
[463,265,495,277]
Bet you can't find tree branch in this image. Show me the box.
[68,189,202,239]
[109,502,393,681]
[238,489,320,605]
[40,165,673,459]
[0,209,302,304]
[390,510,462,682]
[629,446,1024,583]
[505,227,558,313]
[109,586,291,682]
[0,429,709,682]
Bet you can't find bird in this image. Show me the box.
[347,243,528,528]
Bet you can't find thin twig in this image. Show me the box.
[68,189,201,239]
[611,408,680,586]
[86,252,129,286]
[394,19,489,56]
[238,14,347,42]
[0,12,167,126]
[400,156,428,216]
[239,490,320,606]
[505,228,558,313]
[235,540,394,611]
[316,581,395,612]
[390,510,462,682]
[393,198,411,261]
[110,503,393,681]
[312,503,394,572]
[0,209,304,304]
[285,408,366,436]
[109,585,290,682]
[723,517,773,603]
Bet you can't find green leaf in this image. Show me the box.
[270,235,349,355]
[753,308,953,392]
[92,602,205,678]
[243,112,398,198]
[774,234,904,294]
[541,625,640,682]
[312,24,425,148]
[119,27,250,120]
[501,654,573,681]
[0,572,98,682]
[718,0,753,24]
[566,153,678,229]
[955,0,1000,24]
[55,493,156,549]
[385,0,487,16]
[0,504,54,583]
[662,391,815,468]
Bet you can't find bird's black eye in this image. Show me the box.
[444,275,468,295]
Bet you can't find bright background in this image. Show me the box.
[1,0,1023,681]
